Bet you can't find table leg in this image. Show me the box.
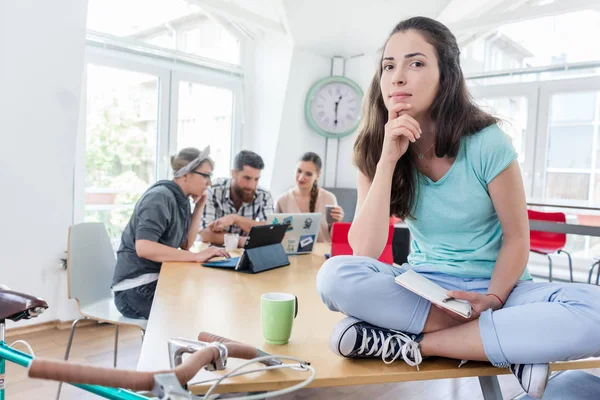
[479,376,503,400]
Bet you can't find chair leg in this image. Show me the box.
[558,250,573,282]
[588,262,599,284]
[55,316,88,400]
[113,325,119,368]
[547,254,553,282]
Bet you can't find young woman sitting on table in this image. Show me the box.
[316,16,600,399]
[112,146,229,320]
[275,152,344,242]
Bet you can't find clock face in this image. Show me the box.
[306,77,363,138]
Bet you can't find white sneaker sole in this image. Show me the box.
[329,316,361,356]
[527,364,550,399]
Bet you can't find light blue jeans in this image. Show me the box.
[316,256,600,367]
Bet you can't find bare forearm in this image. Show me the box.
[136,240,197,263]
[488,237,530,302]
[199,229,225,245]
[349,161,395,257]
[234,216,264,233]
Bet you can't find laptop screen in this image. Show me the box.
[267,213,322,254]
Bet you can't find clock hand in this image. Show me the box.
[334,95,343,126]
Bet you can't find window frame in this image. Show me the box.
[73,39,244,229]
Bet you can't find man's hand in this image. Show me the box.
[209,214,238,233]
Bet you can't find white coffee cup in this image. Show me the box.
[224,233,240,251]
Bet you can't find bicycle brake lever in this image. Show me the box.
[168,338,228,371]
[152,373,193,400]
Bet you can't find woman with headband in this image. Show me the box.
[112,146,229,320]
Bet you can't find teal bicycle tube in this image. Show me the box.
[0,343,148,400]
[1,347,5,400]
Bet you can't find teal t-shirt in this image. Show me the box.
[405,124,532,280]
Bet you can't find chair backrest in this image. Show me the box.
[527,209,567,251]
[331,221,352,244]
[323,187,357,222]
[331,222,394,263]
[67,222,116,308]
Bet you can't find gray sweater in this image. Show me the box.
[112,180,191,286]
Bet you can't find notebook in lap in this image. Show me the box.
[267,213,321,255]
[394,269,472,318]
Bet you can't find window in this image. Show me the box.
[466,7,600,264]
[78,3,243,244]
[462,10,600,75]
[86,0,241,65]
[543,91,599,205]
[475,96,528,165]
[83,65,160,241]
[175,82,234,179]
[546,126,594,169]
[469,79,600,264]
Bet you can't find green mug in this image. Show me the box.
[261,292,298,345]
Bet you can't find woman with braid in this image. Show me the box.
[275,152,344,242]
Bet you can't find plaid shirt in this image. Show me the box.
[201,178,274,235]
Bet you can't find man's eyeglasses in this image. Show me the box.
[192,171,212,180]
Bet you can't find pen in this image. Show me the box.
[442,296,455,303]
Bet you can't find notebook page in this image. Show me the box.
[395,270,472,318]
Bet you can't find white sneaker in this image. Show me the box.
[509,363,550,399]
[329,317,423,368]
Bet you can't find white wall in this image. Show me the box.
[244,32,294,189]
[331,53,380,189]
[269,49,331,198]
[0,0,88,327]
[250,48,378,196]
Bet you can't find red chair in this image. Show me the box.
[528,209,573,282]
[331,222,395,264]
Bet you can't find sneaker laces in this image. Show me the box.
[358,328,423,370]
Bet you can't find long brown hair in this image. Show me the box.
[353,17,498,219]
[299,152,322,213]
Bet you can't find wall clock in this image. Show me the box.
[305,76,363,139]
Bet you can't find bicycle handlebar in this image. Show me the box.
[28,342,257,391]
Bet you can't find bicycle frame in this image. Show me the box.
[0,320,147,400]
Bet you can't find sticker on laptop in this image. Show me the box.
[273,217,294,231]
[298,234,316,252]
[286,239,297,253]
[302,217,313,230]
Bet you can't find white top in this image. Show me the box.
[112,273,159,292]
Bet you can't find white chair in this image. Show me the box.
[56,222,147,399]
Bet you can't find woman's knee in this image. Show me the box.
[316,255,378,309]
[558,284,600,335]
[317,256,354,298]
[559,283,600,306]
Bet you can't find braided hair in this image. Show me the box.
[299,152,323,212]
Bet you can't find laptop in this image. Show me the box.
[267,213,321,255]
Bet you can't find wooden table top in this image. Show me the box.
[137,243,600,394]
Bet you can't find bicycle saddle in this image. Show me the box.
[0,288,48,321]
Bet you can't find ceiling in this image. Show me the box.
[190,0,600,57]
[281,0,449,57]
